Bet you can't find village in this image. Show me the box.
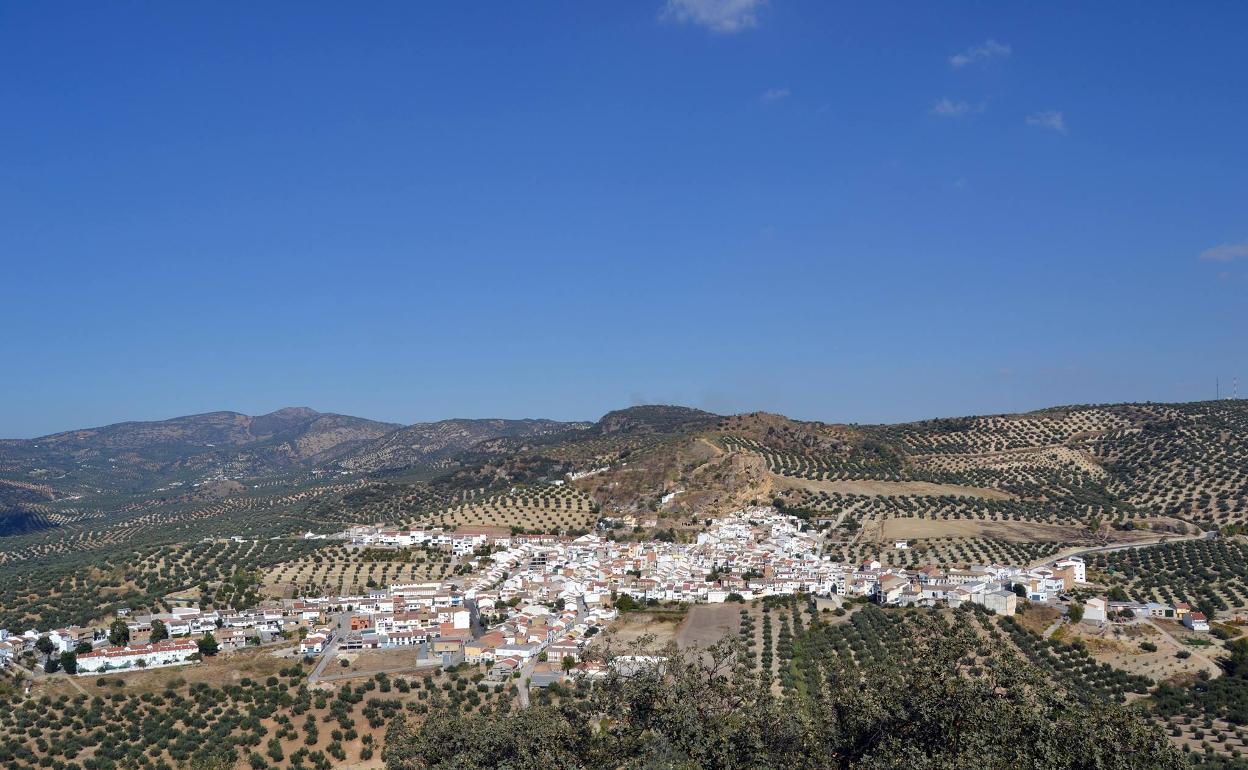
[0,507,1217,685]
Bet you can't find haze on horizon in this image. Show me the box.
[2,1,1245,439]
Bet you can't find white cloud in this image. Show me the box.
[950,39,1011,68]
[929,98,983,118]
[761,87,790,102]
[1026,110,1067,134]
[661,0,766,33]
[1200,241,1248,261]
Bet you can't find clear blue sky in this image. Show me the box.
[3,1,1246,437]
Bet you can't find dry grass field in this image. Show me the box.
[1059,620,1219,682]
[601,608,688,649]
[675,603,741,649]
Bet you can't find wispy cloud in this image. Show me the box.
[950,39,1011,69]
[1200,241,1248,261]
[929,98,984,118]
[661,0,766,33]
[761,87,790,103]
[1026,110,1067,134]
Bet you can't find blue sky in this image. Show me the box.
[2,1,1246,437]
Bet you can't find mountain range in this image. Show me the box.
[1,400,1245,541]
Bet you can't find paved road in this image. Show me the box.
[1030,532,1211,570]
[308,639,340,682]
[516,655,539,709]
[1041,617,1066,639]
[307,611,351,683]
[512,598,589,708]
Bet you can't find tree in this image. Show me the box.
[197,633,219,657]
[382,617,1187,770]
[35,636,55,660]
[562,656,576,675]
[1197,598,1219,623]
[1067,603,1084,623]
[108,619,130,647]
[75,640,93,654]
[149,619,169,643]
[59,651,78,675]
[1108,586,1129,602]
[43,656,60,674]
[1011,583,1027,598]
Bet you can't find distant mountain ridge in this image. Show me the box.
[331,417,592,473]
[0,407,402,492]
[0,407,601,494]
[3,400,1245,537]
[0,406,720,483]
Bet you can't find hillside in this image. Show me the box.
[330,417,589,474]
[0,407,401,493]
[3,400,1247,770]
[556,401,1247,535]
[2,400,1244,548]
[0,480,58,537]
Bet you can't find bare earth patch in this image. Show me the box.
[604,609,687,649]
[676,603,741,649]
[879,518,1085,543]
[1065,621,1219,682]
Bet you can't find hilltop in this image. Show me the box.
[1,400,1245,545]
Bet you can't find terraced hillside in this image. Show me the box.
[708,403,1244,566]
[2,400,1244,629]
[735,598,1248,765]
[410,484,597,534]
[1093,537,1248,614]
[347,401,1241,563]
[0,535,328,630]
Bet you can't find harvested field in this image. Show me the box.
[676,603,741,649]
[879,518,1083,542]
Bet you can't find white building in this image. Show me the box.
[1054,557,1087,584]
[300,630,332,654]
[1083,597,1107,624]
[1183,612,1210,632]
[76,640,199,674]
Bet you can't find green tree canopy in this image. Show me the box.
[108,619,130,646]
[384,616,1185,770]
[150,618,169,642]
[197,633,219,657]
